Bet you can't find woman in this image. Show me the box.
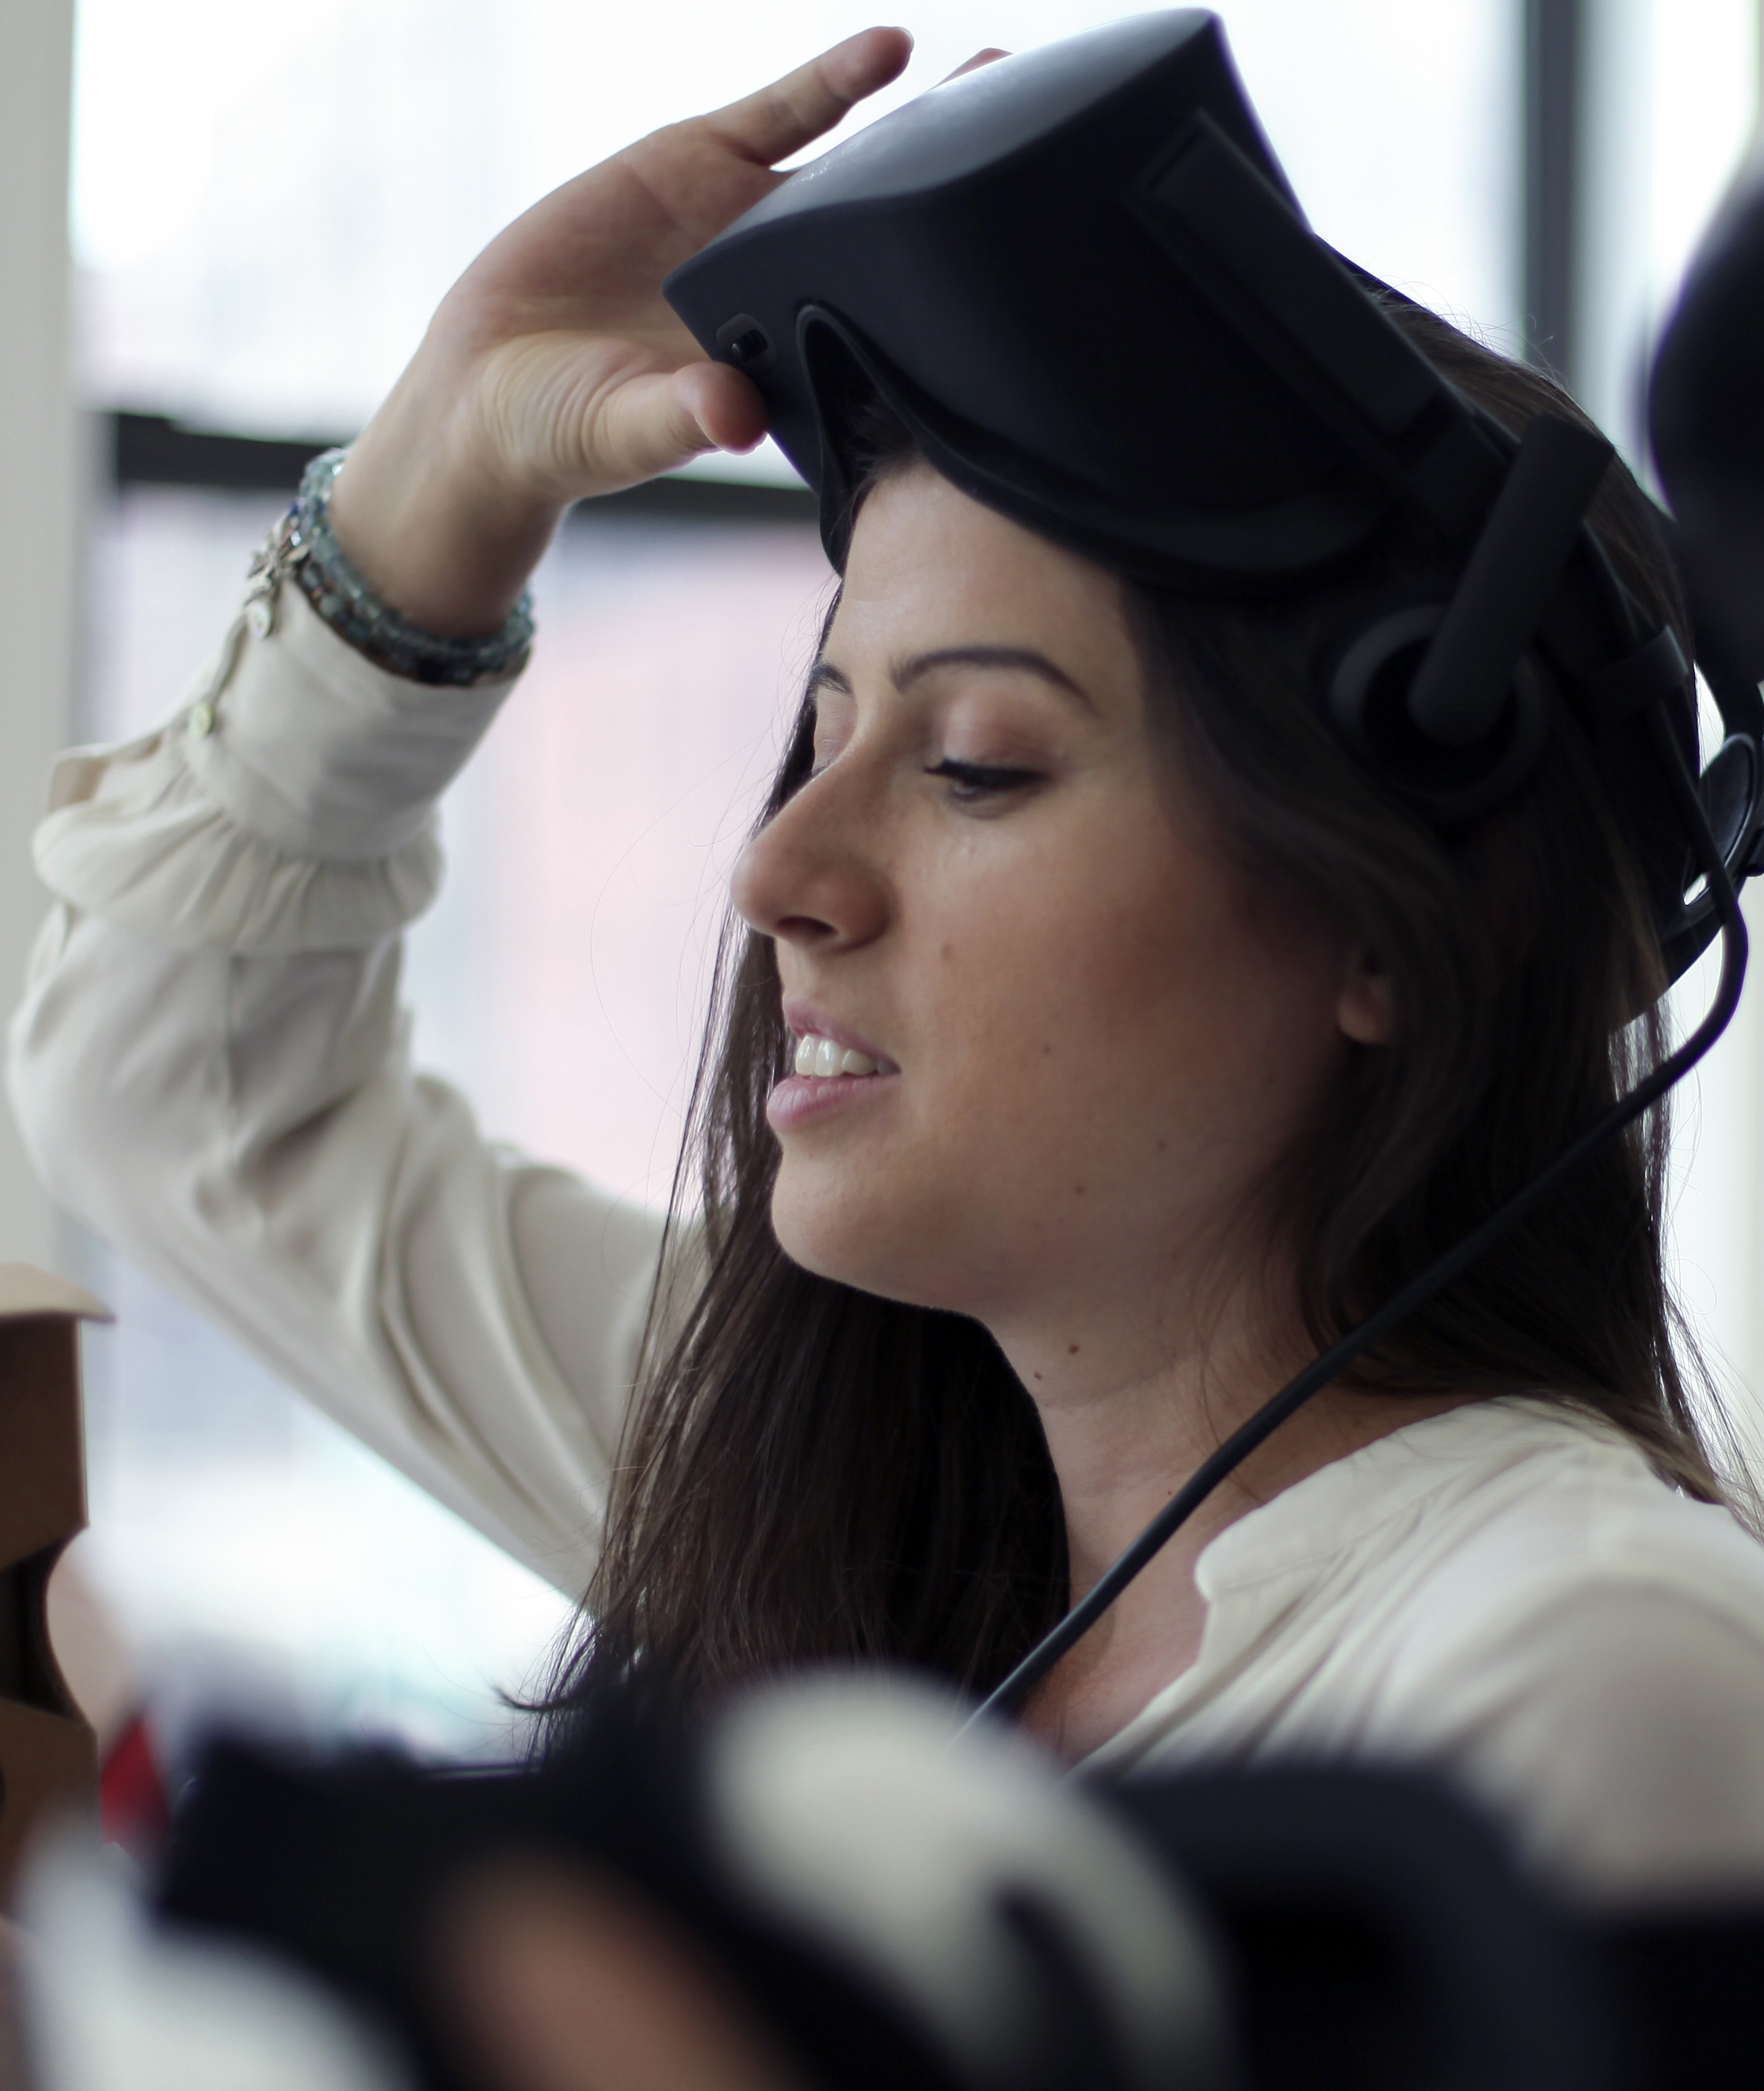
[14,25,1764,1910]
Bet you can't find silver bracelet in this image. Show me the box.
[244,447,535,688]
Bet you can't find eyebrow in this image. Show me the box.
[806,659,853,698]
[805,645,1095,712]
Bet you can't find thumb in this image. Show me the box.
[544,360,768,498]
[673,359,770,455]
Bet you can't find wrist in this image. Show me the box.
[269,450,535,689]
[326,379,563,636]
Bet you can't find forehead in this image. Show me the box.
[826,466,1144,701]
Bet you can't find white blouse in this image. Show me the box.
[14,571,1764,1904]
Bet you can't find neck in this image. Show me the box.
[989,1277,1466,1760]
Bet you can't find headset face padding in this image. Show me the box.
[665,9,1764,976]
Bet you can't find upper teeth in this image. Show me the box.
[795,1033,880,1079]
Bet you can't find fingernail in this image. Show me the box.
[827,26,911,91]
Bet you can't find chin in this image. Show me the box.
[769,1173,980,1314]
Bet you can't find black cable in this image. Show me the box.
[967,701,1749,1729]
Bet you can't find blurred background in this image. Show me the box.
[3,0,1763,1763]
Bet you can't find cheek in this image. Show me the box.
[931,839,1333,1136]
[772,823,1344,1304]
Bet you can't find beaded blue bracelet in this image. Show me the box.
[245,447,535,688]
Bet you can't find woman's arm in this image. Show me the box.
[9,582,661,1588]
[6,32,911,1584]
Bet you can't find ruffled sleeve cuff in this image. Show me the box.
[32,578,520,954]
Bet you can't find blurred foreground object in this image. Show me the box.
[91,1672,1764,2091]
[155,1677,1236,2091]
[23,1833,409,2091]
[44,1541,172,1863]
[1650,147,1764,685]
[0,1267,106,1894]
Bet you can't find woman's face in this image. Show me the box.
[733,466,1376,1346]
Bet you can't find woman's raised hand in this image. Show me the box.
[326,29,913,636]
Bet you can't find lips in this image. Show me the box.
[780,1003,896,1075]
[771,1003,898,1134]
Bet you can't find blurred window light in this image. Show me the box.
[1572,0,1760,460]
[1645,0,1760,302]
[73,1,1522,440]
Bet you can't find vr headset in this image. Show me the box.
[665,9,1764,980]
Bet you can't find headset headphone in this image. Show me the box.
[665,11,1764,1717]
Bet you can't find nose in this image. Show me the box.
[732,768,891,956]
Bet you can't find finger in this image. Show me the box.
[705,26,913,169]
[938,47,1010,84]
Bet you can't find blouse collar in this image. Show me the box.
[1081,1394,1641,1770]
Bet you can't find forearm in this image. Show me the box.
[8,578,650,1584]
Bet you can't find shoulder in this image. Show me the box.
[1374,1399,1764,1654]
[1359,1402,1764,1900]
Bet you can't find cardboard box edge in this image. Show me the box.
[0,1265,111,1325]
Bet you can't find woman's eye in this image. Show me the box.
[800,740,844,789]
[924,757,1042,803]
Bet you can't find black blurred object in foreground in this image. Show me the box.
[154,1675,1764,2091]
[1650,147,1764,684]
[157,1677,1234,2091]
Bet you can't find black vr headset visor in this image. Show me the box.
[668,12,1481,591]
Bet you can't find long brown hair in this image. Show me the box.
[549,299,1732,1717]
